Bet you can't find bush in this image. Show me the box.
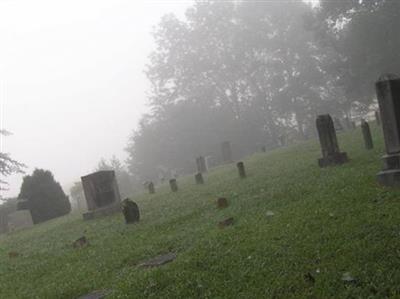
[18,169,71,224]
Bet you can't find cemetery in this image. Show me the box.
[2,97,400,297]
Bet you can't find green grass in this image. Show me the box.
[2,123,400,298]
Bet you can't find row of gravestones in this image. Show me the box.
[75,75,400,224]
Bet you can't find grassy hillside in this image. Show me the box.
[2,123,400,298]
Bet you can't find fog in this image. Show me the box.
[0,0,189,197]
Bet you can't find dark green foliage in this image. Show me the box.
[18,169,71,224]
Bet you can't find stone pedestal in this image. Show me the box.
[316,114,348,167]
[81,170,121,220]
[376,76,400,186]
[361,120,373,150]
[195,173,204,185]
[221,141,233,163]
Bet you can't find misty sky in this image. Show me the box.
[0,0,190,197]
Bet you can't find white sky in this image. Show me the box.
[0,0,190,198]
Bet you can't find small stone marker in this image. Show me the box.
[333,117,344,131]
[148,182,155,194]
[375,110,381,126]
[122,199,140,224]
[194,173,204,185]
[73,236,88,249]
[169,179,178,192]
[217,197,228,209]
[8,251,20,258]
[351,121,356,130]
[361,119,373,150]
[236,161,246,178]
[261,146,266,153]
[221,141,233,163]
[77,290,110,299]
[375,75,400,186]
[7,210,33,232]
[138,253,176,268]
[218,217,234,229]
[196,156,207,173]
[316,114,348,167]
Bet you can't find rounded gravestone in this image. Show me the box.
[122,199,140,224]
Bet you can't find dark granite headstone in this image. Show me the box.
[361,119,373,150]
[236,161,246,178]
[316,114,348,167]
[196,156,207,173]
[81,171,121,211]
[194,173,204,185]
[122,199,140,224]
[169,179,178,192]
[217,197,228,209]
[375,75,400,186]
[221,141,233,163]
[261,146,266,153]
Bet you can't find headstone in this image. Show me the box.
[81,171,121,220]
[73,236,88,249]
[122,199,140,224]
[333,117,344,131]
[278,135,286,147]
[217,197,228,209]
[148,182,155,194]
[351,121,356,130]
[218,217,234,229]
[261,146,266,153]
[375,110,381,126]
[221,141,233,163]
[316,114,349,167]
[236,161,246,178]
[169,179,178,192]
[194,173,204,185]
[137,253,176,268]
[375,75,400,186]
[7,210,33,232]
[195,156,207,173]
[361,119,373,150]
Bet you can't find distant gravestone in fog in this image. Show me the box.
[81,170,121,220]
[361,119,373,150]
[375,75,400,186]
[169,179,178,192]
[148,182,155,194]
[333,117,344,131]
[316,114,349,167]
[7,210,33,232]
[194,173,204,185]
[221,141,233,163]
[196,156,207,173]
[236,161,246,178]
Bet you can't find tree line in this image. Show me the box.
[124,0,400,185]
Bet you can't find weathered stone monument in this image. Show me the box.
[375,75,400,186]
[169,179,178,192]
[195,156,207,173]
[316,114,348,167]
[361,119,373,150]
[7,210,34,232]
[122,199,140,224]
[237,161,246,178]
[81,170,121,220]
[375,110,381,126]
[194,173,204,185]
[221,141,233,163]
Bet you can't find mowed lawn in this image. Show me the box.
[2,123,400,298]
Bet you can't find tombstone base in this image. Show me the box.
[377,153,400,187]
[318,152,348,168]
[83,203,121,221]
